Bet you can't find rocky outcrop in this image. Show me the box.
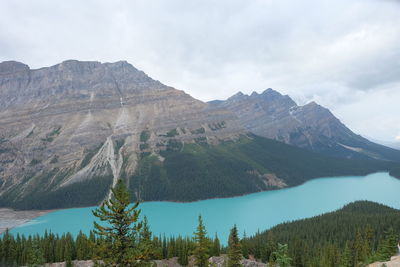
[22,260,94,267]
[368,255,400,267]
[26,256,267,267]
[209,256,267,267]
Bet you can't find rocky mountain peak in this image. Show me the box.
[261,88,278,95]
[0,61,30,74]
[250,91,259,97]
[225,88,296,108]
[54,60,102,73]
[0,60,174,110]
[304,101,319,107]
[301,101,331,114]
[227,91,246,101]
[259,88,296,105]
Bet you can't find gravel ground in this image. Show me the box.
[369,255,400,267]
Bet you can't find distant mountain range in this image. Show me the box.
[362,135,400,150]
[210,90,400,161]
[0,60,398,209]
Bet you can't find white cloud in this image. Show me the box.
[333,84,400,142]
[0,0,399,141]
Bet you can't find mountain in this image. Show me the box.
[0,60,397,209]
[0,60,244,208]
[210,89,400,161]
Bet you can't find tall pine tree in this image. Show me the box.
[227,225,242,267]
[272,243,292,267]
[92,179,143,266]
[376,227,399,261]
[193,215,209,267]
[137,216,156,266]
[211,233,221,257]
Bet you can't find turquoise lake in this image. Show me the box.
[10,172,400,244]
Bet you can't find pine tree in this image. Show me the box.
[211,234,221,257]
[376,227,398,261]
[227,225,242,267]
[88,231,96,259]
[76,231,90,260]
[1,230,15,265]
[241,231,249,259]
[364,224,374,257]
[272,243,292,267]
[354,229,365,264]
[167,237,175,259]
[30,235,45,267]
[193,215,209,267]
[137,216,156,266]
[178,239,189,266]
[339,241,353,267]
[64,233,75,263]
[291,238,305,267]
[92,179,143,266]
[161,235,168,259]
[260,232,275,263]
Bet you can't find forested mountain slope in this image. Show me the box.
[244,201,400,266]
[128,135,394,203]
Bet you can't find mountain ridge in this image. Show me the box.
[0,60,399,209]
[210,89,400,161]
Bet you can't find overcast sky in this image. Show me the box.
[1,0,400,143]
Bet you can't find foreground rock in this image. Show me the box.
[24,256,267,267]
[22,261,93,267]
[209,255,266,267]
[368,255,400,267]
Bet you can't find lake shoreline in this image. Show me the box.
[2,172,395,234]
[0,208,56,234]
[7,172,400,244]
[2,171,393,214]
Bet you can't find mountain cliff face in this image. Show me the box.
[0,60,244,208]
[211,89,400,161]
[0,60,397,209]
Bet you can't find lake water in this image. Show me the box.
[10,172,400,244]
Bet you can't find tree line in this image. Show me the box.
[0,180,245,267]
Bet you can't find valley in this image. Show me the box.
[1,60,399,210]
